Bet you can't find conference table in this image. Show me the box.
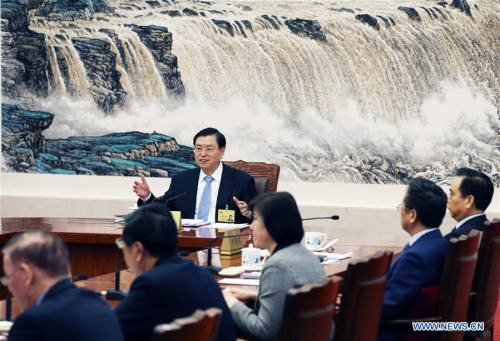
[0,217,251,299]
[0,242,403,319]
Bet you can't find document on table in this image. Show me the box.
[218,278,260,286]
[312,252,353,264]
[203,223,249,230]
[182,219,211,227]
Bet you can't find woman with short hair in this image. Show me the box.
[223,192,326,340]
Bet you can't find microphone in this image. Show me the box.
[302,215,340,221]
[105,258,128,300]
[204,233,252,274]
[5,293,12,321]
[71,274,89,281]
[153,191,188,206]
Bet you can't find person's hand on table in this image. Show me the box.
[223,287,258,308]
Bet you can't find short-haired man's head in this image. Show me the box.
[248,192,304,246]
[2,231,70,278]
[404,178,447,228]
[455,168,494,211]
[193,127,226,149]
[123,203,178,258]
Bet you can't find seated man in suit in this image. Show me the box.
[114,203,236,341]
[379,178,448,340]
[133,127,257,223]
[445,167,494,240]
[2,231,124,341]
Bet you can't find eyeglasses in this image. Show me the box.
[116,237,126,249]
[193,146,217,154]
[396,204,412,211]
[1,265,22,286]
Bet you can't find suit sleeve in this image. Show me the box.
[230,262,291,340]
[381,252,428,319]
[237,175,257,223]
[8,312,44,341]
[242,175,257,204]
[136,177,176,210]
[114,275,167,339]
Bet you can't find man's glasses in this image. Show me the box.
[193,146,217,154]
[396,204,412,211]
[1,265,22,286]
[116,237,126,249]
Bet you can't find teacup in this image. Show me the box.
[305,232,327,250]
[242,247,261,270]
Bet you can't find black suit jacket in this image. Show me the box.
[114,255,236,341]
[444,214,487,240]
[9,279,124,341]
[140,164,257,223]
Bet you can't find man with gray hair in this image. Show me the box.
[2,231,124,341]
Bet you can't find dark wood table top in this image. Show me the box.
[0,217,249,249]
[0,244,402,319]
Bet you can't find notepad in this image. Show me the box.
[218,278,260,286]
[312,252,353,264]
[182,219,211,227]
[241,271,261,279]
[203,223,249,230]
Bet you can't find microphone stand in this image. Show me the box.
[302,215,340,221]
[105,258,128,300]
[153,191,188,206]
[205,233,252,275]
[5,293,11,321]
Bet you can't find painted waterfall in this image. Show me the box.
[1,0,499,184]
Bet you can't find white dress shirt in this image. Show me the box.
[195,161,223,223]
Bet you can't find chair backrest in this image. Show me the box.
[468,219,500,330]
[279,276,342,341]
[152,308,222,341]
[334,250,393,341]
[223,160,280,194]
[438,229,481,341]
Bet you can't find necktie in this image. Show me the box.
[197,176,214,222]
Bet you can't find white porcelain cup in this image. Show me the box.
[305,232,327,250]
[242,247,261,270]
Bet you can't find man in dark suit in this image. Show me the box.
[445,168,494,240]
[133,127,257,223]
[379,178,448,340]
[2,231,124,341]
[114,203,236,341]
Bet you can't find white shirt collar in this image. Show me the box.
[409,227,439,246]
[198,161,223,184]
[454,213,485,230]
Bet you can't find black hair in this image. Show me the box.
[248,192,304,246]
[455,168,494,211]
[2,231,70,277]
[193,127,226,149]
[123,203,178,258]
[404,178,447,228]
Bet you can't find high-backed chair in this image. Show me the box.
[279,276,342,341]
[223,160,280,195]
[381,229,482,341]
[466,219,500,341]
[334,250,393,341]
[152,307,221,341]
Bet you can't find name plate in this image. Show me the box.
[171,211,182,233]
[220,228,244,255]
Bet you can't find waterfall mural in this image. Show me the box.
[1,0,499,184]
